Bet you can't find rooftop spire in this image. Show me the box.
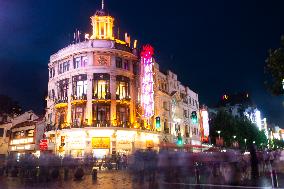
[102,0,104,10]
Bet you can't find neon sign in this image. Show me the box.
[141,45,154,118]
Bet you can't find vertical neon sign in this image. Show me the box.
[141,45,154,118]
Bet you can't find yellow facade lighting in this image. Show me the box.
[71,100,87,105]
[55,103,68,109]
[90,15,114,40]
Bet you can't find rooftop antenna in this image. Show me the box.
[102,0,104,10]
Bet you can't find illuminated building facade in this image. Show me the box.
[45,4,161,157]
[44,2,202,157]
[154,64,201,146]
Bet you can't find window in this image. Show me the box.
[58,61,70,74]
[0,128,4,137]
[57,79,69,102]
[124,60,129,70]
[116,57,122,68]
[116,76,130,100]
[164,119,169,133]
[72,105,85,127]
[49,67,55,78]
[184,109,188,118]
[49,89,55,100]
[163,101,168,110]
[93,73,110,99]
[72,75,87,99]
[58,64,63,74]
[185,126,189,137]
[93,104,110,126]
[133,62,138,75]
[116,105,130,127]
[195,100,199,108]
[74,56,87,69]
[63,61,69,72]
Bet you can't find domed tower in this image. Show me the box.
[90,0,114,40]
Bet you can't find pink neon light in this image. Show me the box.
[141,45,154,118]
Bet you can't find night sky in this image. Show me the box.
[0,0,283,126]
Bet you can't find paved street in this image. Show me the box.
[1,170,284,189]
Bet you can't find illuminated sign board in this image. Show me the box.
[92,137,110,149]
[141,45,154,118]
[10,138,34,145]
[201,110,209,137]
[39,139,48,151]
[10,144,34,151]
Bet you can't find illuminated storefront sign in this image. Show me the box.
[92,137,110,149]
[39,139,48,151]
[141,45,154,118]
[146,140,154,148]
[201,110,209,137]
[10,138,34,145]
[67,137,86,149]
[10,144,34,151]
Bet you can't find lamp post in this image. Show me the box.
[217,130,221,139]
[232,135,236,148]
[244,138,247,151]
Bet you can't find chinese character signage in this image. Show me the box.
[92,137,110,149]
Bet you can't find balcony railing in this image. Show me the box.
[71,94,87,100]
[116,95,131,101]
[117,121,131,128]
[93,93,111,100]
[55,97,68,104]
[92,120,111,127]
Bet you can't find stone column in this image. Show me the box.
[66,78,72,125]
[129,79,135,124]
[86,52,94,125]
[86,73,93,126]
[110,74,116,126]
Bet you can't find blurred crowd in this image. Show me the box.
[0,146,283,186]
[128,146,283,185]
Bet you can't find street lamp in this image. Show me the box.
[233,135,236,140]
[244,138,247,150]
[253,141,255,144]
[217,130,221,139]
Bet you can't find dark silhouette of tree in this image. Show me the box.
[210,110,268,149]
[264,36,284,95]
[0,95,22,116]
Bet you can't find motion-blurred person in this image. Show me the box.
[249,145,259,180]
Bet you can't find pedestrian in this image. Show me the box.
[249,145,259,181]
[116,153,121,170]
[122,154,127,169]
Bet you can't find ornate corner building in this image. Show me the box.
[44,3,202,157]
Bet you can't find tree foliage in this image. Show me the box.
[0,95,22,116]
[264,36,284,95]
[210,110,268,149]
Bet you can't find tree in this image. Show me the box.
[271,139,284,149]
[264,36,284,95]
[0,95,22,116]
[210,110,268,149]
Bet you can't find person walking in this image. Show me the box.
[249,144,259,184]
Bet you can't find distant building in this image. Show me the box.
[0,111,43,157]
